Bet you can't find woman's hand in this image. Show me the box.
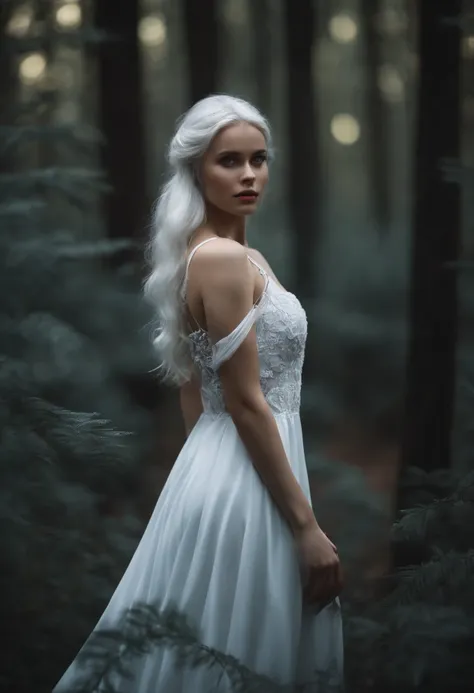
[294,523,343,608]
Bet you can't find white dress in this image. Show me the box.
[53,238,344,693]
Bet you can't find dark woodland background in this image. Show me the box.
[2,0,474,691]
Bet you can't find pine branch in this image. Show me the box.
[25,397,134,464]
[0,167,111,204]
[70,602,343,693]
[394,471,474,550]
[380,603,473,690]
[0,391,135,483]
[385,549,474,608]
[8,236,138,261]
[0,123,104,154]
[0,198,46,221]
[399,466,455,498]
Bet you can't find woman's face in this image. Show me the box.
[198,121,269,217]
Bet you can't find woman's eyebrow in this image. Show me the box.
[216,149,267,157]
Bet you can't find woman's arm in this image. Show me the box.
[179,372,203,437]
[197,240,317,535]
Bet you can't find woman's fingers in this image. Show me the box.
[305,562,342,607]
[308,567,335,606]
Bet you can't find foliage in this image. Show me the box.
[60,601,343,693]
[303,227,409,441]
[0,3,157,691]
[55,463,474,692]
[2,1,474,693]
[342,467,474,693]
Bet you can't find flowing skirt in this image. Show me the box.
[53,412,343,692]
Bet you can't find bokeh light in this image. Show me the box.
[138,15,167,47]
[224,0,248,26]
[329,13,358,44]
[6,5,33,37]
[330,114,361,145]
[464,96,474,120]
[19,53,47,85]
[463,36,474,59]
[55,3,82,29]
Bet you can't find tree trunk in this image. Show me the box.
[183,0,219,106]
[252,0,272,114]
[401,0,461,472]
[284,0,319,299]
[0,2,16,133]
[360,0,390,232]
[95,0,147,244]
[35,0,57,169]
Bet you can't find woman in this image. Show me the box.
[53,95,343,692]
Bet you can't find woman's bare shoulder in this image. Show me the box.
[189,236,247,266]
[188,237,251,291]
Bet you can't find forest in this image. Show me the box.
[1,0,474,691]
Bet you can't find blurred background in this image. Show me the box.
[2,0,474,692]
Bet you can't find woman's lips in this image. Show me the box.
[234,191,259,202]
[236,196,257,203]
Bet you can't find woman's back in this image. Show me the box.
[183,237,308,417]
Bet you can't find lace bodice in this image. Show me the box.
[184,239,307,417]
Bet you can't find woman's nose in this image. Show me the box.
[241,162,256,181]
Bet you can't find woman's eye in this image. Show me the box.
[253,154,267,166]
[219,156,237,167]
[219,154,267,168]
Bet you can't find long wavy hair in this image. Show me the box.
[143,94,272,386]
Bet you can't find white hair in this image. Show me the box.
[143,94,273,386]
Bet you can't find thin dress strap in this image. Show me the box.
[182,236,219,298]
[182,238,270,343]
[211,268,269,369]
